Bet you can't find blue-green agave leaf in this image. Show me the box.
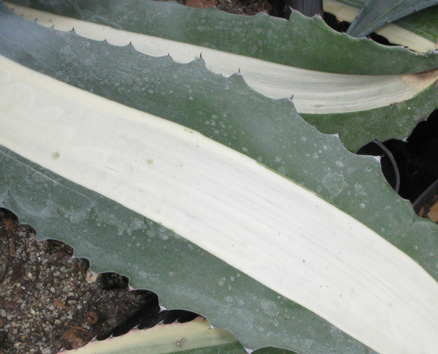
[5,0,438,74]
[1,3,438,354]
[347,0,438,37]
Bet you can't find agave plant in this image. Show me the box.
[1,0,438,353]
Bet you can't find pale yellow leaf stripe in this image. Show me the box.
[324,0,437,52]
[60,317,237,354]
[1,55,438,354]
[6,2,438,115]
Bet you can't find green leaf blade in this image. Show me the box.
[5,0,438,74]
[0,147,378,354]
[2,45,438,354]
[60,317,247,354]
[347,0,438,37]
[2,3,438,354]
[1,3,437,285]
[2,3,438,153]
[325,0,438,52]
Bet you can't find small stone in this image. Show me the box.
[85,311,98,325]
[61,326,93,349]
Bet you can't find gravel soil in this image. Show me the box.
[0,208,159,354]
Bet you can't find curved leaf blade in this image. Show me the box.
[2,4,438,153]
[347,0,438,37]
[2,2,438,354]
[324,0,438,52]
[4,54,438,354]
[60,317,247,354]
[5,0,438,75]
[0,147,378,354]
[11,1,438,116]
[1,5,437,282]
[0,11,383,352]
[7,2,438,114]
[395,5,438,45]
[2,45,438,354]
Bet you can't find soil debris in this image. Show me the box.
[0,208,158,354]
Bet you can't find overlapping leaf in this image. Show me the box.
[325,0,438,52]
[2,3,438,353]
[347,0,438,37]
[61,317,249,354]
[0,5,385,353]
[4,0,438,152]
[5,0,438,75]
[63,317,299,354]
[0,5,435,266]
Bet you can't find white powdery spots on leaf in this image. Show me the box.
[137,270,160,284]
[64,205,92,224]
[145,229,156,238]
[157,226,170,240]
[260,299,278,316]
[224,296,233,303]
[138,270,148,278]
[322,172,347,197]
[354,183,367,196]
[59,45,74,56]
[3,56,438,354]
[218,277,226,287]
[304,338,314,349]
[125,217,146,236]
